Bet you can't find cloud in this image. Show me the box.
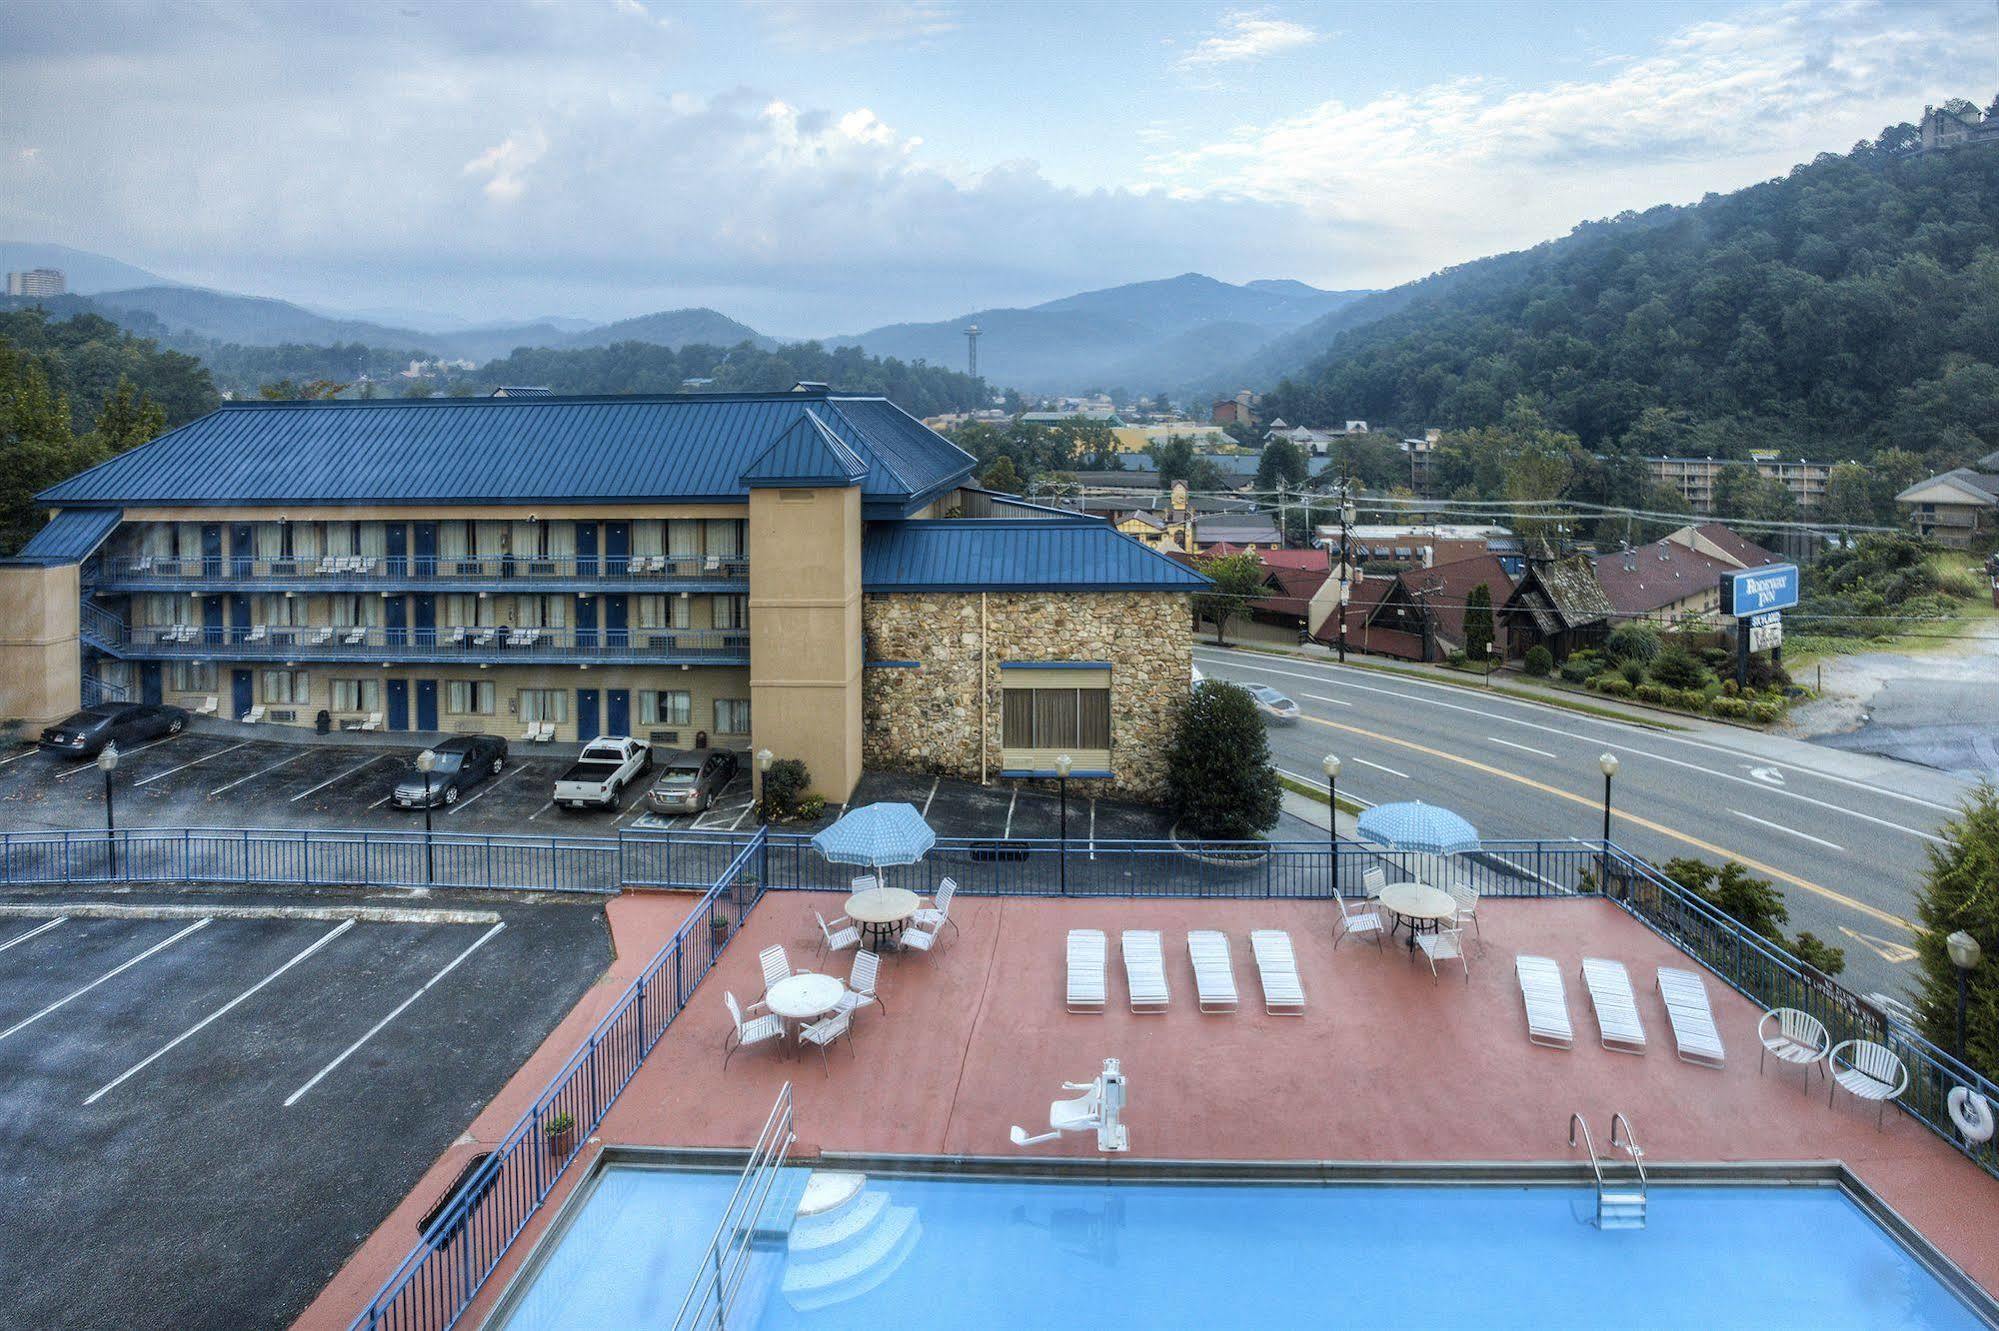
[1176,9,1322,69]
[742,0,957,49]
[462,130,548,203]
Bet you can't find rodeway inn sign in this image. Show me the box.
[1719,563,1800,617]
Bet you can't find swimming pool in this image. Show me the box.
[493,1164,1990,1330]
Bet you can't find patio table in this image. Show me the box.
[845,886,920,951]
[765,972,844,1054]
[1376,881,1457,957]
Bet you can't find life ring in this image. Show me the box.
[1948,1086,1996,1144]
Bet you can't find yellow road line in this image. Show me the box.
[1302,713,1912,932]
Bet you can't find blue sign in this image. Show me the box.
[1721,563,1799,617]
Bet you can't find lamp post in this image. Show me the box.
[416,748,437,884]
[755,747,774,823]
[97,743,120,878]
[1945,929,1982,1058]
[1321,753,1341,892]
[1597,752,1619,894]
[1054,753,1073,896]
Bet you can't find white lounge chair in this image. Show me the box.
[814,911,860,959]
[797,1009,854,1072]
[722,991,783,1068]
[758,944,792,997]
[358,711,383,732]
[1249,930,1305,1015]
[1416,926,1469,983]
[245,624,268,643]
[1335,893,1384,950]
[1066,929,1106,1012]
[536,722,556,742]
[521,722,538,741]
[1758,1007,1831,1086]
[240,705,265,724]
[1581,958,1647,1053]
[194,695,218,717]
[1829,1039,1908,1129]
[1657,967,1724,1068]
[1122,930,1168,1012]
[1515,955,1573,1049]
[833,949,885,1019]
[912,877,958,937]
[1187,930,1238,1013]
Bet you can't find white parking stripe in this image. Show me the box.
[1003,786,1018,838]
[288,754,387,802]
[526,800,555,822]
[134,741,249,787]
[1730,809,1845,852]
[1351,756,1410,779]
[284,922,504,1107]
[0,747,43,768]
[1487,736,1558,760]
[921,776,940,817]
[50,735,179,779]
[0,918,66,953]
[85,920,355,1105]
[0,920,210,1044]
[209,750,310,795]
[443,763,521,815]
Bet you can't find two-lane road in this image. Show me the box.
[1197,646,1974,1000]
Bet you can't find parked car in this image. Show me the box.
[37,702,187,758]
[1190,665,1205,692]
[391,734,509,809]
[646,748,740,815]
[553,736,653,810]
[1247,684,1300,724]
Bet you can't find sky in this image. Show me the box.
[1,0,1993,337]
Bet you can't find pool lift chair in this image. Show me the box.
[1010,1058,1128,1152]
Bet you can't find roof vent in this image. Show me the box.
[790,381,830,393]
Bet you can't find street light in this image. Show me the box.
[755,747,775,823]
[1946,929,1982,1057]
[97,743,120,878]
[1321,752,1341,848]
[416,748,438,884]
[1054,753,1073,896]
[1598,752,1619,894]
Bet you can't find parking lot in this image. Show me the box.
[0,889,608,1331]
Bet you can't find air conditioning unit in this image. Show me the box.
[270,709,298,723]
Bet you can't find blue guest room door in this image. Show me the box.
[386,679,409,731]
[140,663,162,706]
[231,669,253,720]
[415,679,438,731]
[576,689,600,743]
[606,689,630,737]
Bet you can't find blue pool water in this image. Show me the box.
[496,1167,1986,1330]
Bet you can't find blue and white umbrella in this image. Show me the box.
[1354,801,1480,855]
[810,802,937,871]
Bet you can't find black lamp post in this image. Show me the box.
[1321,753,1341,890]
[416,748,437,884]
[755,747,774,824]
[1946,929,1982,1058]
[1598,752,1618,893]
[97,742,120,878]
[1054,753,1073,896]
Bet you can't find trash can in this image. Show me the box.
[315,708,331,735]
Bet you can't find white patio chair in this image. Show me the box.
[194,696,218,716]
[1581,958,1647,1053]
[1334,892,1384,950]
[1829,1039,1908,1129]
[815,910,861,958]
[1515,955,1572,1048]
[1122,930,1169,1013]
[1447,881,1483,955]
[1416,926,1469,984]
[245,624,268,643]
[521,722,539,741]
[1187,930,1238,1013]
[1066,929,1106,1012]
[536,722,556,741]
[1362,863,1388,898]
[1657,967,1725,1068]
[722,991,783,1068]
[834,949,885,1019]
[850,873,880,895]
[913,877,958,938]
[359,711,383,732]
[1758,1007,1831,1086]
[898,923,941,953]
[1249,930,1305,1014]
[448,626,466,645]
[797,1009,855,1072]
[758,944,792,998]
[240,705,265,724]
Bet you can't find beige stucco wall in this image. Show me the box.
[860,590,1192,799]
[0,563,82,730]
[747,487,863,801]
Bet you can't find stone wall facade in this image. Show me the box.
[860,591,1192,799]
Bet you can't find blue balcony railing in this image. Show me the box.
[93,552,748,592]
[90,619,750,666]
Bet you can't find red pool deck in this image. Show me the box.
[302,891,1999,1329]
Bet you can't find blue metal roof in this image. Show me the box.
[36,392,976,511]
[739,410,869,488]
[5,506,122,565]
[861,519,1211,592]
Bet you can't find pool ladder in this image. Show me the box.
[1569,1112,1648,1230]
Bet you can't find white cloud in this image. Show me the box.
[742,0,957,49]
[1176,8,1322,69]
[462,130,548,203]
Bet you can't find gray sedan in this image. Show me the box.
[1248,684,1301,724]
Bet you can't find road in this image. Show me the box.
[1196,646,1976,1001]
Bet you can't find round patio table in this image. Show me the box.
[845,886,920,951]
[765,972,843,1052]
[1376,881,1457,957]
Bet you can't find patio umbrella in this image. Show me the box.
[1354,801,1480,855]
[809,802,937,873]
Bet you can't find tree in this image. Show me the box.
[1911,785,1999,1075]
[1820,461,1877,529]
[0,349,82,554]
[1712,463,1797,526]
[1192,552,1267,646]
[979,456,1022,494]
[86,376,166,457]
[1165,681,1281,839]
[1462,583,1494,661]
[1660,855,1846,977]
[1254,438,1308,490]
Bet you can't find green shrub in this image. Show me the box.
[1606,623,1661,664]
[1676,688,1710,712]
[1444,648,1468,667]
[1750,701,1783,724]
[797,793,827,820]
[1635,682,1670,705]
[1596,676,1634,697]
[759,758,811,819]
[1700,646,1733,672]
[1167,681,1281,839]
[1618,658,1645,686]
[1912,785,1999,1076]
[1649,648,1710,690]
[1710,696,1750,718]
[1558,658,1597,684]
[1523,645,1553,676]
[1721,678,1739,697]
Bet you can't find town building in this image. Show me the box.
[1108,424,1233,453]
[1662,522,1780,571]
[1916,102,1999,153]
[0,390,1206,801]
[1592,538,1734,626]
[1896,452,1999,549]
[1502,550,1614,661]
[1209,390,1258,427]
[6,267,66,298]
[1644,452,1832,513]
[1192,513,1283,550]
[1314,523,1519,573]
[1350,552,1516,663]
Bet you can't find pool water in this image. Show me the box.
[496,1167,1986,1331]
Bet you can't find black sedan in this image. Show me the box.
[391,734,509,808]
[38,702,188,758]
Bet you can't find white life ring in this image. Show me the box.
[1948,1086,1996,1144]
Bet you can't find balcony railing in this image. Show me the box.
[93,553,749,590]
[96,620,750,665]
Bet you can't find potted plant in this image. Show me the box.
[709,912,730,945]
[543,1109,575,1156]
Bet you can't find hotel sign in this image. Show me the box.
[1720,564,1799,617]
[1748,612,1783,653]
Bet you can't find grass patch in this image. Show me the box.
[1276,772,1365,817]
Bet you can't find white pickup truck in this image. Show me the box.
[553,736,653,811]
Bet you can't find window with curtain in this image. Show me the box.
[330,596,359,627]
[632,520,664,557]
[714,698,751,734]
[255,522,282,559]
[704,519,743,559]
[544,523,575,560]
[293,522,322,561]
[261,670,310,704]
[358,523,387,557]
[999,667,1113,770]
[667,520,701,560]
[330,678,382,711]
[170,662,216,691]
[712,594,748,630]
[447,680,494,714]
[518,689,569,723]
[139,524,172,558]
[640,690,691,726]
[439,522,469,560]
[145,594,176,626]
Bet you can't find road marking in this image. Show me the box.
[1300,693,1351,707]
[1293,711,1913,932]
[443,763,521,815]
[51,735,180,779]
[1750,766,1786,786]
[526,799,555,822]
[1838,926,1919,965]
[85,919,355,1105]
[284,921,505,1107]
[1730,808,1843,852]
[0,920,210,1044]
[0,917,65,953]
[133,741,249,787]
[727,800,752,832]
[921,776,940,817]
[1487,737,1557,760]
[0,747,44,768]
[368,793,395,809]
[1003,785,1018,839]
[1351,757,1409,779]
[209,749,310,795]
[288,754,387,802]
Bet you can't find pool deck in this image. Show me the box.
[297,891,1999,1329]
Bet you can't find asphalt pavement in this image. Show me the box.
[1196,645,1976,1002]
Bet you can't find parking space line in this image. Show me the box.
[1003,785,1018,838]
[51,735,179,779]
[0,917,66,953]
[134,741,249,787]
[0,920,210,1045]
[85,919,355,1105]
[921,777,940,817]
[727,800,752,832]
[288,754,388,802]
[210,750,311,795]
[444,763,523,815]
[0,747,43,768]
[526,800,555,821]
[284,921,505,1107]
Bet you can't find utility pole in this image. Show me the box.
[1335,463,1357,664]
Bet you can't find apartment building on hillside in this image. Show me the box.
[1645,452,1832,513]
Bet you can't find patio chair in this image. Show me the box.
[1758,1007,1831,1086]
[1187,930,1238,1013]
[1581,958,1647,1054]
[536,722,556,742]
[1066,929,1106,1012]
[759,941,792,987]
[1447,881,1483,955]
[245,625,268,643]
[1829,1039,1908,1129]
[1122,930,1169,1013]
[1249,930,1305,1014]
[722,991,783,1069]
[521,721,539,741]
[834,949,885,1019]
[240,705,265,724]
[913,877,959,938]
[359,712,383,732]
[798,1010,855,1073]
[815,911,861,959]
[1656,967,1725,1068]
[1334,892,1384,950]
[898,923,942,953]
[850,873,880,895]
[1362,863,1388,898]
[1514,956,1572,1048]
[194,696,218,717]
[1416,926,1469,984]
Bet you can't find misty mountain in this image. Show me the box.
[562,308,773,352]
[0,242,175,294]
